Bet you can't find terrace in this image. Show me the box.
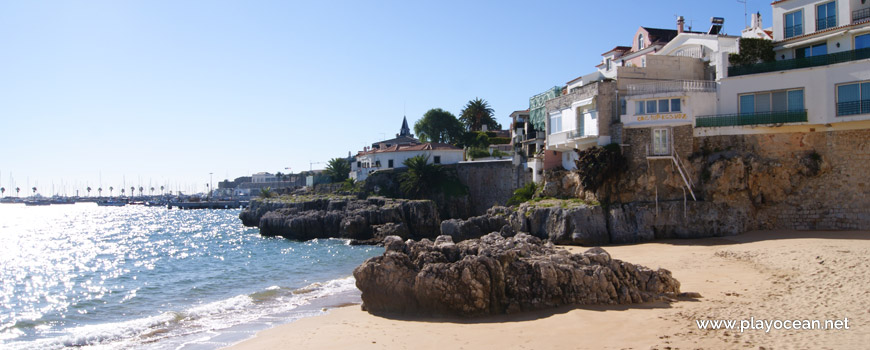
[728,47,870,77]
[695,109,808,128]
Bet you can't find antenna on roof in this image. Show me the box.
[737,0,747,28]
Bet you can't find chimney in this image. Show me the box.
[751,12,762,29]
[677,16,685,33]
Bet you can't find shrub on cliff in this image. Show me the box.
[400,155,467,199]
[507,182,537,206]
[728,38,775,67]
[573,143,626,192]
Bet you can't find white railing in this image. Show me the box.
[625,80,716,96]
[547,129,588,147]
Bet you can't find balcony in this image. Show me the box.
[624,80,716,96]
[816,16,837,31]
[836,100,870,116]
[784,24,803,39]
[695,110,807,127]
[728,47,870,77]
[854,8,870,23]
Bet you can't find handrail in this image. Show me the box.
[624,80,717,96]
[696,109,807,127]
[729,47,870,77]
[853,8,870,23]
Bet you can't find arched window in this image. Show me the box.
[638,34,645,50]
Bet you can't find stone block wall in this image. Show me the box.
[695,129,870,230]
[457,160,530,215]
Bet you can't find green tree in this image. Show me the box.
[398,155,467,199]
[259,187,274,198]
[459,98,500,132]
[324,158,351,183]
[98,187,102,197]
[109,186,114,197]
[414,108,464,144]
[16,187,20,197]
[87,186,92,197]
[729,38,775,66]
[1,187,5,197]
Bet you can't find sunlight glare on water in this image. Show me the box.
[0,203,379,349]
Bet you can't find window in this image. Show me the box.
[641,57,646,67]
[388,159,394,168]
[636,98,682,114]
[658,99,670,113]
[620,98,627,115]
[375,160,381,167]
[671,99,681,112]
[785,10,803,38]
[434,156,441,164]
[606,58,612,70]
[836,81,870,116]
[816,1,836,31]
[549,114,562,134]
[357,161,361,168]
[646,100,657,114]
[856,34,870,50]
[638,34,645,50]
[795,43,827,58]
[652,128,669,156]
[739,88,805,114]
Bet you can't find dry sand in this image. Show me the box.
[228,230,870,349]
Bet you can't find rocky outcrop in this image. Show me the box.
[439,200,753,246]
[240,197,441,241]
[354,233,681,317]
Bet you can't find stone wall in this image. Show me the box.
[540,128,869,232]
[695,129,870,230]
[457,160,530,215]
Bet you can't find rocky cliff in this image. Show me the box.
[240,196,442,241]
[353,233,681,317]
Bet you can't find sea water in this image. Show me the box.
[0,203,380,349]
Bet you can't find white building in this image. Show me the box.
[698,0,870,136]
[251,172,277,183]
[350,143,464,182]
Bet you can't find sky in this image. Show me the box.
[0,0,773,195]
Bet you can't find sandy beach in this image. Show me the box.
[228,230,870,350]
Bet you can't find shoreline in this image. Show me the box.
[227,230,870,350]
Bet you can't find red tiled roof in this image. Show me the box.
[602,46,632,56]
[357,142,461,156]
[776,20,868,44]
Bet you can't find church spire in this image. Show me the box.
[398,116,412,137]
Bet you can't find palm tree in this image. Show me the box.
[259,187,273,198]
[138,186,143,197]
[121,188,125,196]
[399,155,444,199]
[150,187,155,196]
[109,186,114,197]
[87,186,92,197]
[324,158,351,183]
[1,187,5,197]
[130,186,135,198]
[16,187,20,197]
[459,98,500,132]
[32,187,37,196]
[160,185,164,195]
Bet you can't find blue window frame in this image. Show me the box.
[837,82,870,116]
[636,101,644,114]
[671,99,681,112]
[816,2,836,31]
[785,10,804,38]
[796,43,828,58]
[658,99,670,113]
[856,34,870,50]
[740,89,804,114]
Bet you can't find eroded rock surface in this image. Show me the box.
[354,233,680,317]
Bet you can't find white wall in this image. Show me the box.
[773,0,856,42]
[351,149,465,181]
[622,91,717,128]
[718,60,870,125]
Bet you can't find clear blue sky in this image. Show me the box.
[0,0,772,195]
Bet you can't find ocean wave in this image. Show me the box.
[3,276,359,350]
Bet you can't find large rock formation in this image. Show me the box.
[240,197,442,241]
[354,233,681,317]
